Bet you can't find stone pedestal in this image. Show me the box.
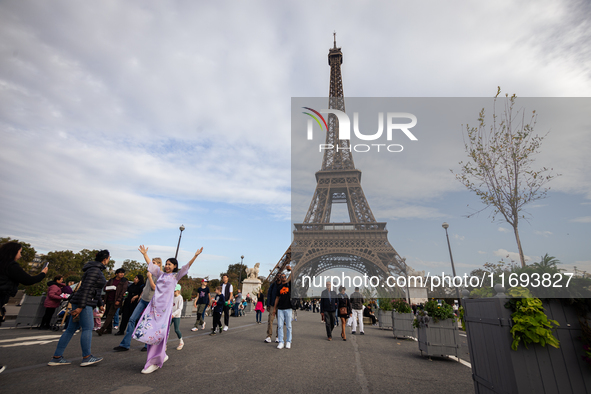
[241,278,262,303]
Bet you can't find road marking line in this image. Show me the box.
[0,335,62,344]
[1,339,60,348]
[459,333,467,337]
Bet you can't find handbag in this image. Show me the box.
[338,294,349,315]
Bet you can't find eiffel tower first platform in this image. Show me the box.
[269,36,408,298]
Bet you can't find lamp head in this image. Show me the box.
[179,225,185,232]
[442,222,449,230]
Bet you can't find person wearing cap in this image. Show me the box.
[192,279,210,331]
[171,284,184,350]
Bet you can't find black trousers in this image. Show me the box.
[41,307,56,328]
[213,311,222,331]
[223,305,230,326]
[324,311,336,338]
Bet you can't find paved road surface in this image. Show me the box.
[0,310,474,393]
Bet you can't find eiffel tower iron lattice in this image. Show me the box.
[268,35,409,298]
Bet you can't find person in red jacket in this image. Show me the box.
[40,275,65,329]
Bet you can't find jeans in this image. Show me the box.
[119,299,149,349]
[256,310,262,322]
[53,304,93,358]
[171,317,182,339]
[113,307,120,326]
[277,309,292,344]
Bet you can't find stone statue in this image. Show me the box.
[245,262,260,280]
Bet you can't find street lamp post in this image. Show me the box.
[442,222,461,307]
[238,255,245,285]
[174,225,185,259]
[402,257,411,305]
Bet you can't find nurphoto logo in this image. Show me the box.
[302,107,418,152]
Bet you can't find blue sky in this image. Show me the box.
[1,1,589,281]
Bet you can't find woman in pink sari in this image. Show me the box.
[133,245,203,374]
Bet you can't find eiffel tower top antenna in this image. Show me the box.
[324,33,354,170]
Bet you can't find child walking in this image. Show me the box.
[171,285,184,350]
[133,245,203,374]
[209,286,225,336]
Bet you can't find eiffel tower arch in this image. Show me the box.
[270,35,409,298]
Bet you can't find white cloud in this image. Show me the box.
[453,234,465,241]
[478,251,487,255]
[571,216,591,223]
[535,230,553,237]
[493,249,531,263]
[498,227,511,233]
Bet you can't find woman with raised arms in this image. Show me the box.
[133,245,203,374]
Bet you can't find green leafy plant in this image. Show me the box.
[392,299,412,314]
[424,299,456,322]
[377,298,394,311]
[470,286,495,298]
[505,287,560,351]
[459,306,466,331]
[414,300,456,328]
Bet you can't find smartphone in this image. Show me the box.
[43,262,49,269]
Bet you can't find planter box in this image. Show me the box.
[181,301,194,318]
[392,311,415,338]
[464,297,591,394]
[377,309,393,329]
[15,295,46,328]
[417,318,460,358]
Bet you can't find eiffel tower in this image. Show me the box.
[268,35,408,297]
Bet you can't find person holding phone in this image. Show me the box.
[48,250,109,367]
[0,241,48,373]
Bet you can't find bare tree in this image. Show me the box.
[452,88,559,267]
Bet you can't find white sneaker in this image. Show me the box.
[223,326,228,331]
[163,355,169,363]
[286,342,291,349]
[202,322,206,329]
[141,364,159,374]
[275,338,279,343]
[177,340,184,350]
[277,342,284,349]
[191,327,198,331]
[264,337,272,343]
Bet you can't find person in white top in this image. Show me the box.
[171,284,184,350]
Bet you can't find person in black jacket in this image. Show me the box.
[337,286,352,341]
[48,250,109,367]
[0,241,48,374]
[264,275,281,343]
[320,281,338,341]
[115,274,144,335]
